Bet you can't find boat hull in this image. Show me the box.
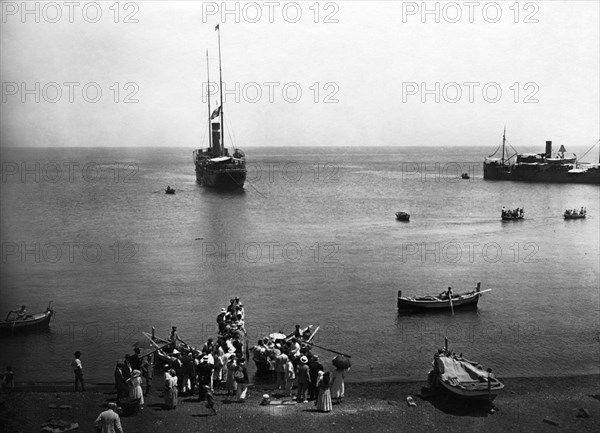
[437,376,502,400]
[0,309,54,334]
[397,294,480,310]
[484,162,600,184]
[564,214,586,219]
[501,216,524,221]
[196,166,247,189]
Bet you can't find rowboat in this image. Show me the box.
[564,210,586,219]
[395,211,410,221]
[501,208,524,221]
[0,302,55,334]
[397,283,489,311]
[428,339,504,400]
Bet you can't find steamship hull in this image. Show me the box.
[483,164,600,184]
[195,164,247,189]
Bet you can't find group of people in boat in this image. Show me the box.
[501,207,524,218]
[565,207,586,216]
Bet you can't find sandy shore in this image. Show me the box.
[1,375,598,433]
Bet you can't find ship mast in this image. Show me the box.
[216,24,224,156]
[206,50,212,150]
[501,126,506,165]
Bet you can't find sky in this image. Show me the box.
[1,0,599,148]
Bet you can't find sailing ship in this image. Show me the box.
[483,128,600,184]
[193,25,247,189]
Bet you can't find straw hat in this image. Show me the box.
[131,369,141,378]
[300,356,308,364]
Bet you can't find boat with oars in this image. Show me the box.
[193,25,247,189]
[0,302,55,334]
[397,283,489,312]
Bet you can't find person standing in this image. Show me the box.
[274,350,288,391]
[296,356,311,403]
[126,370,144,407]
[129,348,142,371]
[330,365,348,404]
[284,355,295,397]
[168,369,178,410]
[114,360,128,405]
[315,371,333,412]
[225,356,238,397]
[234,357,249,402]
[2,366,14,391]
[71,351,85,391]
[140,354,153,395]
[308,355,324,400]
[95,402,123,433]
[196,355,214,401]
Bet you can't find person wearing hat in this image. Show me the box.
[167,368,178,409]
[234,357,249,402]
[127,369,144,407]
[225,355,238,397]
[169,326,180,351]
[217,308,227,334]
[308,355,324,401]
[196,354,212,401]
[141,354,154,396]
[114,360,128,404]
[95,402,123,433]
[130,347,142,371]
[274,349,288,391]
[295,356,311,403]
[70,351,85,391]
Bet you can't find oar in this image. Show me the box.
[310,343,352,358]
[306,326,320,343]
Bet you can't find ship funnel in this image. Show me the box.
[545,141,552,158]
[211,122,221,155]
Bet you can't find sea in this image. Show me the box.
[0,146,598,384]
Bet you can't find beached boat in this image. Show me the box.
[395,212,410,221]
[0,302,55,334]
[397,283,488,311]
[428,340,504,400]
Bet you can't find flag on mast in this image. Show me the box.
[211,106,221,120]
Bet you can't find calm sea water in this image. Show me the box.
[1,146,598,384]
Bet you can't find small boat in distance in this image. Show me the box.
[564,208,586,219]
[501,207,524,221]
[165,186,175,194]
[395,211,410,221]
[426,339,504,400]
[397,283,489,311]
[0,302,55,334]
[461,173,470,179]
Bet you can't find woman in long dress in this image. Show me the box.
[127,369,144,407]
[168,368,178,409]
[285,357,296,397]
[235,358,249,402]
[316,371,333,412]
[225,356,238,397]
[330,367,348,404]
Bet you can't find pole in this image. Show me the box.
[217,25,224,155]
[206,50,212,150]
[501,126,506,164]
[448,287,454,315]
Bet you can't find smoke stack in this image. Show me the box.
[211,122,221,155]
[545,141,552,158]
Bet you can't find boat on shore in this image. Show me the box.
[397,283,488,311]
[193,26,247,189]
[0,302,55,334]
[564,208,586,219]
[395,212,410,221]
[426,339,504,400]
[483,128,600,184]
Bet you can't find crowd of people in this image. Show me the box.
[251,324,349,411]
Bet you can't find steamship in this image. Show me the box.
[483,129,600,184]
[193,25,246,189]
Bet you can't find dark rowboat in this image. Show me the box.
[461,173,470,179]
[0,302,55,334]
[397,283,489,311]
[395,212,410,221]
[165,187,175,194]
[564,210,586,219]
